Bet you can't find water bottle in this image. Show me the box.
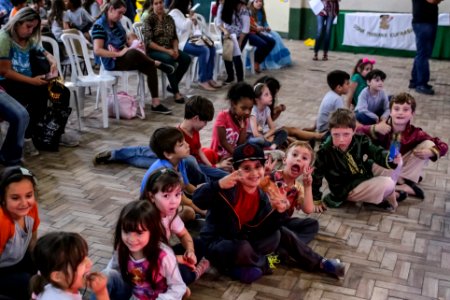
[388,134,400,162]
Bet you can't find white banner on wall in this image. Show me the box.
[343,13,416,51]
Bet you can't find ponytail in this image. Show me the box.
[30,273,48,297]
[97,0,126,20]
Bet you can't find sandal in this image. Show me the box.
[322,53,328,61]
[312,53,318,61]
[396,190,408,202]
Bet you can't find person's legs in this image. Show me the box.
[282,217,319,244]
[355,112,378,125]
[0,251,35,300]
[411,23,437,90]
[313,15,326,56]
[2,80,48,139]
[272,129,288,147]
[248,33,275,64]
[232,55,244,82]
[110,146,157,168]
[115,49,159,99]
[183,155,208,186]
[0,91,29,165]
[322,15,335,54]
[172,51,191,94]
[183,43,213,83]
[198,163,228,182]
[347,176,396,207]
[400,140,435,183]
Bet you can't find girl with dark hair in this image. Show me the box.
[48,0,66,42]
[140,168,210,286]
[98,200,186,299]
[217,0,250,83]
[92,0,172,114]
[30,232,109,300]
[0,167,39,299]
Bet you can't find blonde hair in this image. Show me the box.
[3,8,41,45]
[285,141,315,165]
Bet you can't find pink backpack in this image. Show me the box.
[108,91,145,120]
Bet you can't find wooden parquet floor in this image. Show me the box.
[19,41,450,299]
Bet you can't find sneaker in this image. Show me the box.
[157,62,175,75]
[23,138,39,157]
[415,85,435,95]
[60,132,80,147]
[321,258,345,277]
[174,97,185,104]
[93,150,112,165]
[151,104,172,115]
[229,266,263,284]
[194,257,210,280]
[266,253,280,270]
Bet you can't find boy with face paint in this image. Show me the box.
[313,108,404,211]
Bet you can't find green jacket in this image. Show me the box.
[312,134,396,208]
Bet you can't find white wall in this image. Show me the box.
[265,0,291,33]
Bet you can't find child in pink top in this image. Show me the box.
[208,83,254,162]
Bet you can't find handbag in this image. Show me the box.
[32,106,72,151]
[107,91,145,120]
[29,48,51,76]
[222,37,234,62]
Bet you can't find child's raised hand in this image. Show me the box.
[176,255,196,270]
[393,153,403,167]
[264,154,277,176]
[302,166,314,187]
[86,272,108,296]
[218,171,241,189]
[375,121,391,135]
[216,157,233,172]
[184,249,197,266]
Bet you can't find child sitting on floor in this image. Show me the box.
[354,69,390,125]
[247,82,288,150]
[140,126,205,221]
[193,142,345,284]
[357,93,448,199]
[263,141,325,245]
[316,70,350,134]
[346,57,375,108]
[313,108,404,211]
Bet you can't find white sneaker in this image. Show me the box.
[23,138,39,157]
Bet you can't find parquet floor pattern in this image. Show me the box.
[22,41,450,299]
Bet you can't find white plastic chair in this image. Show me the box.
[132,22,144,41]
[208,1,217,34]
[120,15,134,33]
[61,33,118,128]
[41,35,82,131]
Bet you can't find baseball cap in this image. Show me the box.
[232,142,265,169]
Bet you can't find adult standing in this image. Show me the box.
[92,0,172,114]
[409,0,442,95]
[169,0,221,91]
[313,0,339,61]
[143,0,191,104]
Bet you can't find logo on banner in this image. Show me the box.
[379,15,393,30]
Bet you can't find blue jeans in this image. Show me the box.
[247,33,276,64]
[355,111,378,125]
[110,146,208,185]
[183,43,215,83]
[314,14,335,54]
[410,22,437,88]
[0,91,29,166]
[247,129,288,148]
[90,269,132,300]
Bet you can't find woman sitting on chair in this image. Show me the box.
[143,0,191,104]
[169,0,221,91]
[92,0,172,114]
[0,8,76,155]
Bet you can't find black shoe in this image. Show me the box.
[93,150,112,165]
[408,82,415,89]
[404,179,425,199]
[174,97,185,104]
[157,62,175,75]
[415,85,435,95]
[151,104,172,115]
[166,85,175,94]
[223,78,234,85]
[396,190,408,202]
